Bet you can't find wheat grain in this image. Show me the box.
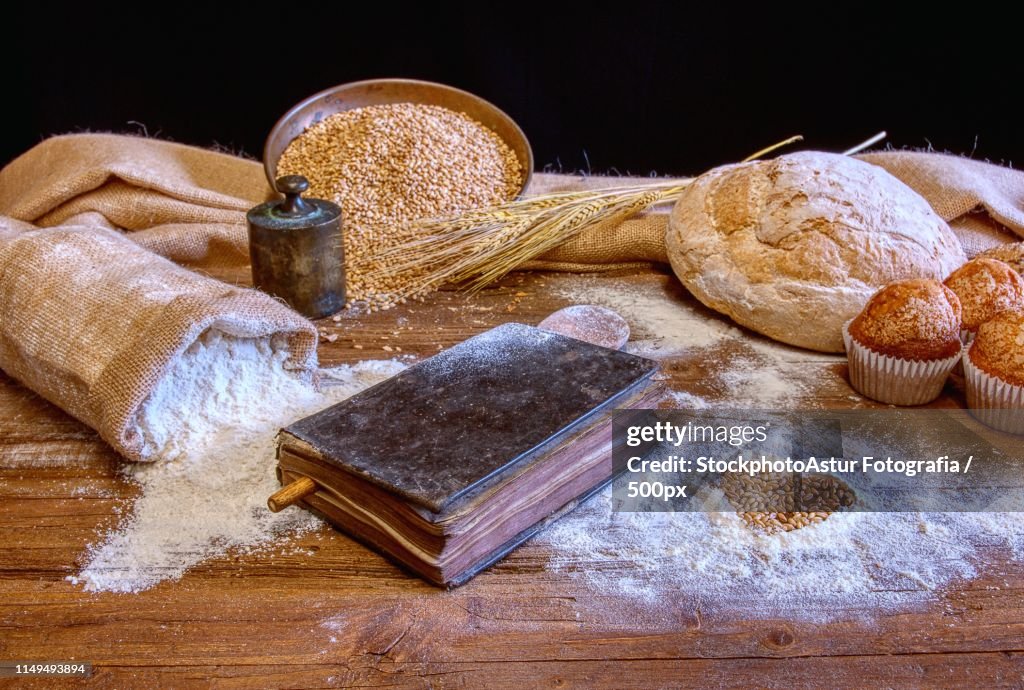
[276,103,523,308]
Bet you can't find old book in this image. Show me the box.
[273,322,661,586]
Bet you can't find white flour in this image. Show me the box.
[69,330,404,593]
[542,273,1024,621]
[539,488,1024,622]
[63,276,1024,621]
[666,390,709,409]
[553,272,836,409]
[555,273,744,352]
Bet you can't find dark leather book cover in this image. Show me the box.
[282,322,659,513]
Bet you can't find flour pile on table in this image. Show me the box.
[69,331,404,593]
[542,274,1024,621]
[539,489,1024,621]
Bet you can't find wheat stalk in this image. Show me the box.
[361,180,689,296]
[361,132,885,302]
[742,135,804,162]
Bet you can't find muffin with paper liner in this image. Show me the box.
[964,309,1024,434]
[945,257,1024,343]
[844,279,963,406]
[977,242,1024,278]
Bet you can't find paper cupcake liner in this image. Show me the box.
[964,354,1024,435]
[953,329,976,376]
[843,321,961,406]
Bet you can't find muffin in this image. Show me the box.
[844,279,963,405]
[944,257,1024,338]
[978,242,1024,276]
[964,309,1024,434]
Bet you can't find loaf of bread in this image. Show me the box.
[665,152,966,352]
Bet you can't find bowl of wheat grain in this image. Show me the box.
[264,78,532,197]
[263,79,533,308]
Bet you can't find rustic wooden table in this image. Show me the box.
[2,266,1023,689]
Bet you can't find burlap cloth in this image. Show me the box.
[525,151,1024,271]
[1,134,1022,461]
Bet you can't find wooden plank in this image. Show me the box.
[2,549,1024,662]
[5,654,1024,690]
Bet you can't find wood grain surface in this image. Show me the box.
[2,266,1023,689]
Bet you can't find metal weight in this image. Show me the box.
[247,175,345,319]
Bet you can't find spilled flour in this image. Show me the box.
[539,487,1024,622]
[553,272,839,409]
[540,273,1024,621]
[65,274,1024,623]
[70,331,404,593]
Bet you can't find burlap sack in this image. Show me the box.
[2,134,1023,465]
[0,224,317,461]
[0,136,317,461]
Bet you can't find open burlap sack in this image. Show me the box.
[0,135,319,461]
[2,134,1023,464]
[0,224,317,461]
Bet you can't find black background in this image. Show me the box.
[5,6,1022,175]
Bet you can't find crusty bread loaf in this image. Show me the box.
[665,152,966,352]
